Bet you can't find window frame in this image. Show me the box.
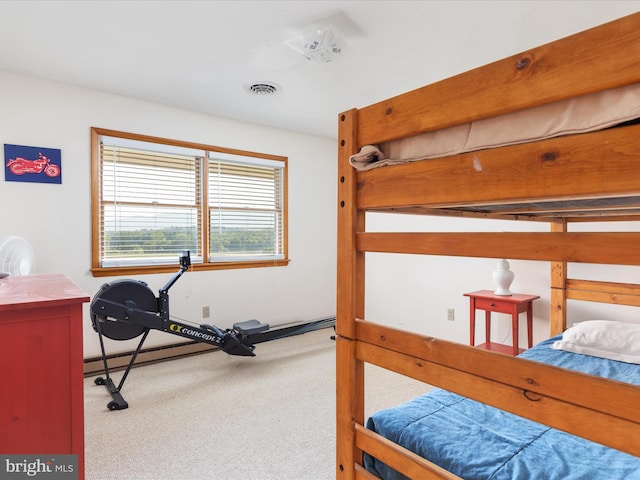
[91,127,289,277]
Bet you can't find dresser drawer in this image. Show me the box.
[474,297,513,314]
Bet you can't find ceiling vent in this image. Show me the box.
[245,82,281,96]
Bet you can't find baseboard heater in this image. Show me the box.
[84,340,217,377]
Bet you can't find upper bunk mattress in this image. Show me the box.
[350,82,640,171]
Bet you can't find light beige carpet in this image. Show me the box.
[84,328,429,480]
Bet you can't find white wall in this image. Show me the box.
[0,71,337,358]
[2,70,638,361]
[365,213,640,348]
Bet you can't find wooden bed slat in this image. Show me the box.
[354,464,380,480]
[355,425,462,480]
[566,279,640,306]
[357,232,640,265]
[357,12,640,146]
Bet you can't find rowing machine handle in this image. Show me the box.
[160,251,192,295]
[180,251,191,270]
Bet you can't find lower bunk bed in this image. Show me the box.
[364,322,640,480]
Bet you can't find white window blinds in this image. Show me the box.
[99,140,202,267]
[94,130,287,272]
[208,155,285,261]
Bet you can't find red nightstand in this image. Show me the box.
[464,290,540,356]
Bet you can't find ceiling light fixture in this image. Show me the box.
[244,82,281,96]
[285,25,346,63]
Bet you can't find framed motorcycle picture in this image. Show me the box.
[4,144,62,184]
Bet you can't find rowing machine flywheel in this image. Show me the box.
[90,280,157,340]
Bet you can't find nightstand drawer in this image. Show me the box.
[474,297,512,314]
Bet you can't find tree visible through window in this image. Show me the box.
[91,128,288,276]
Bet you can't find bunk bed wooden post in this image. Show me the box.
[337,108,366,480]
[550,219,567,336]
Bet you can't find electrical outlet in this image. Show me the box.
[447,308,455,321]
[202,306,210,318]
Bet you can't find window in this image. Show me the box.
[91,128,288,276]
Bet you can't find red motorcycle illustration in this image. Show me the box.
[5,152,60,177]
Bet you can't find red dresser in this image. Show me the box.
[0,273,89,479]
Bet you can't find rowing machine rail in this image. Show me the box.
[90,251,335,410]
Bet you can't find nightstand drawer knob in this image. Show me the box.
[489,303,495,307]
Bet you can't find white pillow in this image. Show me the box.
[551,320,640,364]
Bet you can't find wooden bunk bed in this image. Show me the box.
[336,12,640,480]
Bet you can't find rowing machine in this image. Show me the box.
[90,251,334,410]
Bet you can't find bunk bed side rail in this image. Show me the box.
[355,424,462,480]
[357,232,640,265]
[566,278,640,306]
[356,123,640,211]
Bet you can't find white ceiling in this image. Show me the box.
[0,1,638,139]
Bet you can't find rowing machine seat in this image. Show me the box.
[233,319,269,335]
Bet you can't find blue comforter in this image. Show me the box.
[364,336,640,480]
